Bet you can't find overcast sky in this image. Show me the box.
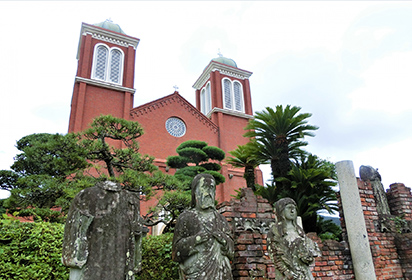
[1,1,412,199]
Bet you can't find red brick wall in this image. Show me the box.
[219,178,412,279]
[131,93,219,161]
[218,188,356,280]
[387,183,412,220]
[218,188,275,280]
[356,179,405,279]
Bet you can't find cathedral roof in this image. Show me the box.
[93,19,126,34]
[211,56,237,68]
[130,91,218,133]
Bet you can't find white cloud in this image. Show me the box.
[349,50,412,114]
[352,138,412,189]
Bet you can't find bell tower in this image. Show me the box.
[68,20,140,133]
[193,55,254,153]
[193,55,259,202]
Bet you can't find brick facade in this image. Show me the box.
[68,22,263,217]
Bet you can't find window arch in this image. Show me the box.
[222,78,244,112]
[223,79,232,110]
[93,45,109,81]
[233,81,244,112]
[91,43,124,85]
[200,82,212,115]
[109,48,123,84]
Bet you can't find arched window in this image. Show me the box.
[233,81,244,112]
[91,44,124,85]
[200,82,212,115]
[109,49,123,84]
[93,45,109,81]
[223,79,233,110]
[222,78,244,112]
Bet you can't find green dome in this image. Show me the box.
[212,56,237,68]
[94,19,125,34]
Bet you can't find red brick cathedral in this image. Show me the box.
[68,20,263,214]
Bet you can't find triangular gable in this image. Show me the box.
[130,91,218,134]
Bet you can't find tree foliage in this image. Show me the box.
[80,115,151,177]
[276,154,338,232]
[147,140,226,232]
[227,140,264,191]
[166,140,226,185]
[1,133,90,210]
[0,115,181,221]
[244,105,318,180]
[243,105,339,235]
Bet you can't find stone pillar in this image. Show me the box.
[336,160,376,280]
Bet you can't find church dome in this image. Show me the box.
[211,56,237,68]
[94,19,126,34]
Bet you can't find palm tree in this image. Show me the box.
[277,154,338,233]
[244,105,318,182]
[227,141,264,191]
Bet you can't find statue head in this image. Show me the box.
[190,173,216,211]
[274,197,297,223]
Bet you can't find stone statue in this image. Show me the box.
[267,198,320,280]
[360,165,391,216]
[172,173,234,280]
[62,181,147,280]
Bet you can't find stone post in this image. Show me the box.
[336,160,376,280]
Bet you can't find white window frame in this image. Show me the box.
[108,48,124,84]
[91,43,124,85]
[222,78,244,113]
[200,82,212,115]
[92,44,109,81]
[233,80,244,112]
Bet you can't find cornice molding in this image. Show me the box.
[75,76,136,94]
[131,93,219,134]
[193,61,253,90]
[76,22,140,59]
[82,23,140,49]
[208,107,254,119]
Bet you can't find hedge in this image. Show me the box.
[136,233,179,279]
[0,218,69,280]
[0,218,179,280]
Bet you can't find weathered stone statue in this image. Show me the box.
[62,181,147,280]
[360,165,391,216]
[172,173,234,280]
[267,198,320,280]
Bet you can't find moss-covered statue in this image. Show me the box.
[172,173,234,280]
[62,181,147,280]
[267,198,320,280]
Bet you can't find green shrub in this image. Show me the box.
[0,219,180,280]
[0,218,69,280]
[176,140,207,152]
[14,208,66,223]
[202,146,225,161]
[136,233,179,280]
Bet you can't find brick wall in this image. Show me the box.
[357,179,404,279]
[218,188,275,280]
[219,178,412,279]
[387,183,412,220]
[394,233,412,279]
[218,188,355,280]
